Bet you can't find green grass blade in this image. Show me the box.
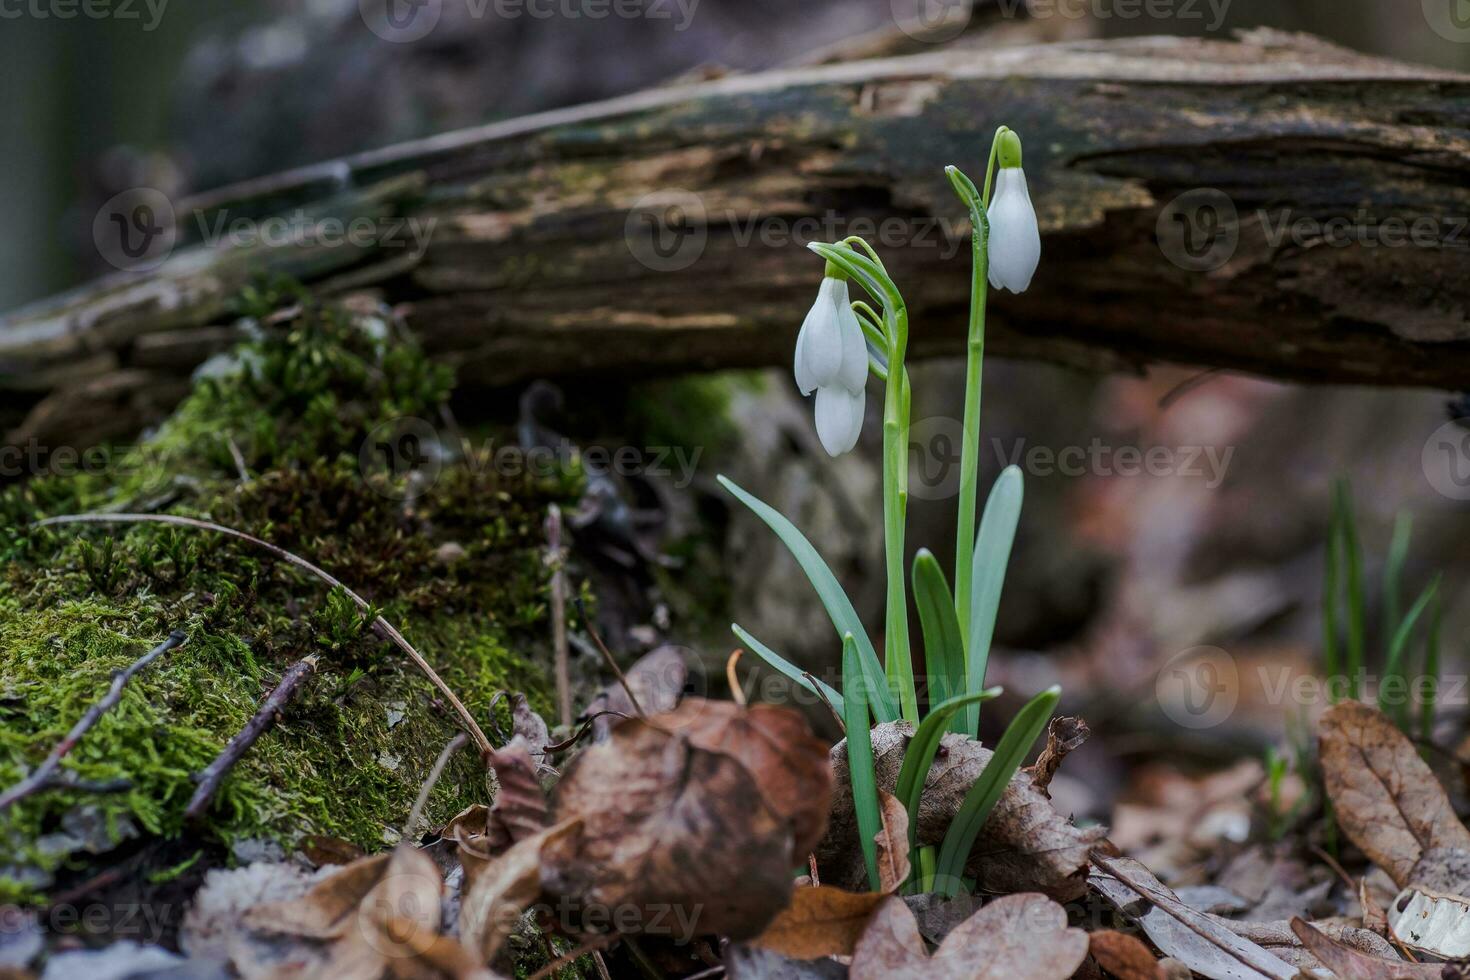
[964,465,1023,737]
[842,634,882,892]
[1334,480,1365,700]
[1382,575,1440,729]
[1421,590,1442,741]
[935,685,1059,896]
[912,549,966,725]
[720,475,898,722]
[731,623,844,716]
[894,688,1000,851]
[1384,511,1414,641]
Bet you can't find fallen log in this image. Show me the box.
[3,29,1469,449]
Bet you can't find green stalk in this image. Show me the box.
[842,634,882,892]
[951,128,1005,645]
[882,305,917,722]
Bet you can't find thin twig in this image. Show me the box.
[544,710,631,753]
[726,650,747,707]
[545,504,573,729]
[225,436,251,484]
[185,654,320,822]
[572,596,644,719]
[0,631,186,812]
[802,671,844,732]
[34,513,493,755]
[527,936,614,980]
[405,733,468,839]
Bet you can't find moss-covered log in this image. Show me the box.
[4,30,1470,452]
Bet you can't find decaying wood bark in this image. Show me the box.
[3,30,1469,449]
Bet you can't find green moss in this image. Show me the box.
[0,295,581,897]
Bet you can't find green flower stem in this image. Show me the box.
[950,127,1006,645]
[883,303,917,722]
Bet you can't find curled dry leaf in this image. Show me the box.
[460,819,582,968]
[508,693,551,770]
[1291,917,1443,980]
[1089,929,1164,980]
[820,723,1101,899]
[1319,701,1470,890]
[484,736,549,852]
[546,699,831,942]
[851,893,1088,980]
[1388,886,1470,960]
[874,791,911,894]
[1029,716,1090,798]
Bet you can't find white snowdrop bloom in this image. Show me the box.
[986,135,1041,294]
[813,384,865,457]
[793,277,848,395]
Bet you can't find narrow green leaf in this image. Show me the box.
[843,634,882,892]
[934,685,1059,896]
[912,549,966,727]
[1384,511,1414,640]
[1381,575,1440,729]
[731,623,844,716]
[894,688,1000,850]
[1421,590,1442,742]
[719,475,898,722]
[965,465,1023,737]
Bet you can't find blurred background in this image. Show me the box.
[2,0,1468,823]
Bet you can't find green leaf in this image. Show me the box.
[934,685,1059,896]
[1384,511,1414,641]
[843,634,882,892]
[719,475,898,722]
[731,623,844,717]
[1381,575,1440,729]
[964,465,1023,737]
[1422,590,1442,741]
[912,550,966,725]
[894,688,1000,852]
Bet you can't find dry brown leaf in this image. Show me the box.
[874,791,911,894]
[303,836,368,867]
[484,737,549,851]
[850,893,1088,980]
[546,701,830,941]
[244,853,392,939]
[588,645,688,740]
[1319,700,1470,889]
[1089,929,1163,980]
[509,693,551,768]
[1290,917,1443,980]
[749,885,889,959]
[460,819,582,967]
[820,723,1102,899]
[653,699,833,856]
[1029,716,1090,797]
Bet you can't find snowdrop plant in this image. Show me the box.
[720,127,1054,896]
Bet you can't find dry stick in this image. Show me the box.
[185,654,321,822]
[405,733,468,840]
[0,630,187,812]
[545,504,573,729]
[34,514,493,755]
[572,596,644,719]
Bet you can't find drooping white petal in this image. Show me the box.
[831,280,870,393]
[986,168,1041,294]
[813,384,865,457]
[794,278,844,391]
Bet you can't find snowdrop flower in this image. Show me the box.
[986,131,1041,294]
[794,273,868,456]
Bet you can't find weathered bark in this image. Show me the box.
[4,30,1469,449]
